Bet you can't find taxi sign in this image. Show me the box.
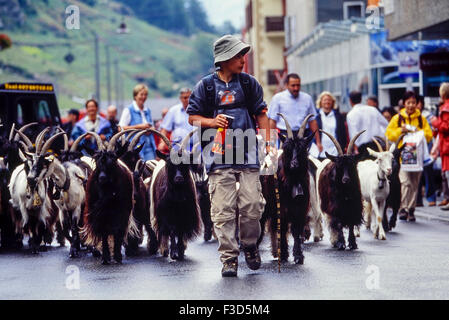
[0,83,54,93]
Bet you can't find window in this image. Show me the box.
[343,1,365,19]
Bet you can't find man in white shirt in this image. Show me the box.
[158,88,195,150]
[346,91,389,156]
[268,73,322,150]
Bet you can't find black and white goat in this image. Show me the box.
[81,131,138,264]
[357,138,395,240]
[149,130,202,260]
[314,130,365,250]
[258,114,316,264]
[8,130,63,253]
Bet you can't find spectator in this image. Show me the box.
[367,95,379,109]
[386,91,433,222]
[431,83,449,210]
[71,99,113,151]
[107,105,119,135]
[118,84,157,161]
[381,106,397,122]
[346,91,389,159]
[154,108,169,131]
[62,108,79,139]
[158,88,195,150]
[267,73,321,150]
[311,91,348,161]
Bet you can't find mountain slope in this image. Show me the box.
[0,0,216,110]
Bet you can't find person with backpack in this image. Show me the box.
[386,91,433,222]
[187,35,271,277]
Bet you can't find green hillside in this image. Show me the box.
[0,0,216,111]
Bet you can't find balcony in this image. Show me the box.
[265,16,285,38]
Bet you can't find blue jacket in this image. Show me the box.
[71,116,113,152]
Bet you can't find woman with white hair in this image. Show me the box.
[311,91,348,160]
[118,83,157,160]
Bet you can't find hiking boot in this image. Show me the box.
[441,203,449,211]
[243,245,261,271]
[438,199,449,206]
[399,209,408,221]
[221,258,238,277]
[407,209,416,222]
[428,201,436,207]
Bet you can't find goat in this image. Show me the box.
[374,135,405,231]
[115,130,159,256]
[149,130,202,260]
[316,130,365,250]
[81,131,138,264]
[9,130,63,253]
[258,114,315,264]
[357,138,395,240]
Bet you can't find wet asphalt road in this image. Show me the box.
[1,214,449,300]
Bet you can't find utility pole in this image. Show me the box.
[105,44,111,106]
[114,59,120,111]
[94,31,101,105]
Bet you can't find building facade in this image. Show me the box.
[243,0,286,103]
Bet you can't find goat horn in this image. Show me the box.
[128,130,149,152]
[87,132,105,151]
[70,132,90,152]
[14,122,38,142]
[14,129,33,150]
[9,123,16,141]
[107,129,137,152]
[145,129,172,151]
[372,137,384,153]
[134,159,144,173]
[181,128,199,151]
[395,133,406,150]
[35,127,51,154]
[39,132,65,156]
[347,130,366,155]
[192,142,200,154]
[56,127,69,152]
[320,130,344,156]
[277,113,293,139]
[298,114,314,138]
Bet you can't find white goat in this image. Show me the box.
[357,140,395,240]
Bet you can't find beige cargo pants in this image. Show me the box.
[399,170,422,212]
[208,168,266,263]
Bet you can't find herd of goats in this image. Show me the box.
[0,113,405,266]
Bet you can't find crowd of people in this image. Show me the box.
[62,34,449,277]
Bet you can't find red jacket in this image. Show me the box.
[433,100,449,159]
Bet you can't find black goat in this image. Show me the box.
[81,131,138,264]
[317,130,365,250]
[259,114,314,265]
[150,130,201,260]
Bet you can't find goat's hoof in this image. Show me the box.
[69,249,80,258]
[313,236,321,243]
[147,244,158,256]
[102,259,110,265]
[114,257,122,264]
[39,245,47,252]
[204,229,212,242]
[170,251,179,260]
[162,250,169,258]
[294,255,304,265]
[336,242,346,251]
[91,249,101,257]
[349,243,358,250]
[125,248,138,257]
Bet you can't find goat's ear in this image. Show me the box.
[389,143,396,153]
[367,148,379,158]
[156,149,168,161]
[135,141,146,154]
[325,152,337,162]
[279,133,287,143]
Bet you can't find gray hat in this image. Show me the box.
[213,35,251,66]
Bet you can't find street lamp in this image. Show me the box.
[116,17,130,34]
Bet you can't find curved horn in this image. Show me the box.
[277,113,293,139]
[372,137,384,153]
[298,114,314,138]
[14,122,38,141]
[395,133,406,150]
[134,159,144,173]
[147,129,172,151]
[14,129,33,150]
[39,132,66,156]
[56,127,69,151]
[70,132,90,152]
[88,132,105,152]
[128,130,149,152]
[192,142,200,154]
[35,127,51,154]
[320,130,344,156]
[9,123,15,141]
[107,129,137,152]
[181,128,199,151]
[347,130,366,155]
[18,141,30,154]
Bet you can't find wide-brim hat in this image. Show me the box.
[213,35,251,66]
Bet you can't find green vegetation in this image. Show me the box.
[0,0,217,111]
